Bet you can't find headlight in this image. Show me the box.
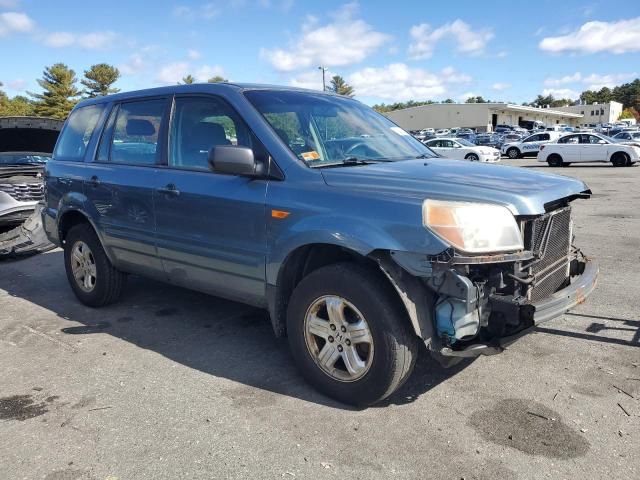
[423,199,524,253]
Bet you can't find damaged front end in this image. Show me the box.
[381,200,597,362]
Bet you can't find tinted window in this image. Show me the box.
[54,104,105,161]
[96,105,118,162]
[585,135,603,144]
[111,99,167,165]
[170,96,268,170]
[523,135,539,142]
[540,133,550,141]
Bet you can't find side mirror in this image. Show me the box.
[208,145,264,177]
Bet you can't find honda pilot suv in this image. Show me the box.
[44,84,598,406]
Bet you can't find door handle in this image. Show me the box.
[156,184,180,197]
[88,175,101,187]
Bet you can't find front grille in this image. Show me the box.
[0,182,44,202]
[525,207,572,302]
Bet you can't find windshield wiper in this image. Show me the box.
[342,157,382,165]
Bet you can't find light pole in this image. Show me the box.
[318,66,327,91]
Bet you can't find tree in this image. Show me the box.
[465,96,487,103]
[443,98,454,103]
[619,107,640,122]
[181,74,196,84]
[329,75,354,97]
[0,82,35,116]
[208,75,228,83]
[81,63,120,97]
[29,63,80,119]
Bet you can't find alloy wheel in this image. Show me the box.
[70,241,97,292]
[304,295,374,382]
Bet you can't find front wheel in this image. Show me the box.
[286,263,418,406]
[465,153,479,161]
[611,152,630,167]
[507,147,520,159]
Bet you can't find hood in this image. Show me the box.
[0,116,63,154]
[321,158,590,216]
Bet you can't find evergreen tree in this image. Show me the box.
[81,63,120,97]
[29,63,80,119]
[329,75,355,97]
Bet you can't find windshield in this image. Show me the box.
[244,90,438,167]
[456,138,475,147]
[0,152,50,166]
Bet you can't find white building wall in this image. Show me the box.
[555,101,623,125]
[385,104,492,131]
[385,103,582,132]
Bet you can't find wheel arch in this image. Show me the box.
[267,243,434,345]
[57,209,116,264]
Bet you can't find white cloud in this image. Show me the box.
[408,19,493,59]
[539,18,640,54]
[119,53,147,75]
[0,11,33,37]
[4,78,26,91]
[156,62,191,83]
[346,63,471,102]
[491,82,511,91]
[582,72,637,90]
[544,72,583,87]
[542,88,580,100]
[261,2,390,72]
[543,71,637,90]
[187,49,201,60]
[156,61,225,84]
[173,3,220,20]
[44,30,118,49]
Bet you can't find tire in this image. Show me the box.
[465,153,479,161]
[507,147,520,159]
[547,154,564,167]
[63,224,126,307]
[611,152,629,167]
[286,263,418,407]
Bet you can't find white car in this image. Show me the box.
[538,133,640,167]
[424,137,501,162]
[435,129,450,136]
[501,131,565,159]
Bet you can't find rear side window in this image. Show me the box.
[54,104,105,161]
[111,99,167,165]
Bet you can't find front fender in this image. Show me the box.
[266,213,448,285]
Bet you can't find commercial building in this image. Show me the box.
[554,101,623,126]
[384,103,583,132]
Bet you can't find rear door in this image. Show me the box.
[579,134,606,162]
[153,95,269,306]
[85,97,169,278]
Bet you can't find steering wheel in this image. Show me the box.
[344,141,371,157]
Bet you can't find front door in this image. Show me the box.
[153,95,268,306]
[84,98,169,278]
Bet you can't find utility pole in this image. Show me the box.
[318,66,327,91]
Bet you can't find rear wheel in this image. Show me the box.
[507,147,520,159]
[547,154,564,167]
[611,152,630,167]
[64,224,126,307]
[286,263,418,406]
[465,153,479,161]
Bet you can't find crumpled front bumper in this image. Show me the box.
[531,257,598,325]
[439,256,598,358]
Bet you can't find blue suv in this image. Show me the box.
[44,84,597,406]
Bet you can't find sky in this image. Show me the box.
[1,0,639,106]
